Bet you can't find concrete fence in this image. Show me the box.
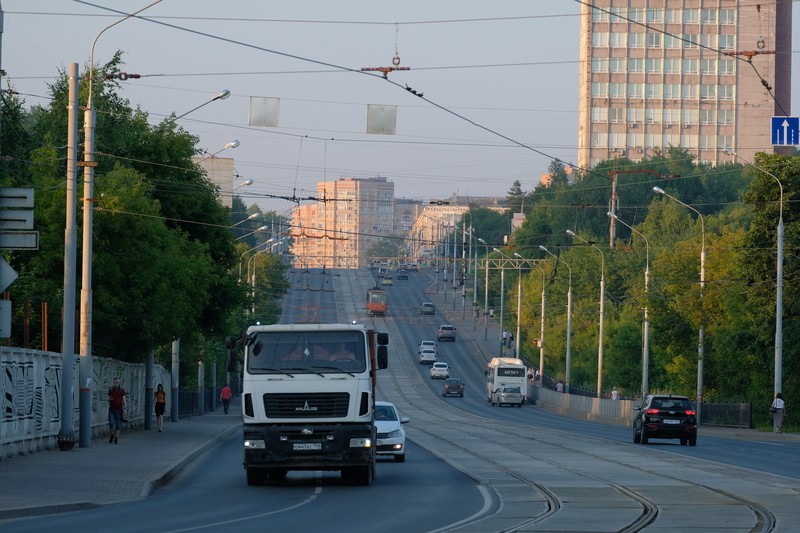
[0,347,170,459]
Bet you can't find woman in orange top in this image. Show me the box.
[154,384,167,432]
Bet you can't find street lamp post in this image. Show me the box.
[174,89,230,120]
[234,224,269,242]
[653,186,705,420]
[493,247,509,356]
[77,0,164,449]
[566,230,606,398]
[477,238,490,341]
[538,247,569,390]
[725,151,783,398]
[608,213,650,398]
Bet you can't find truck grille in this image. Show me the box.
[263,393,350,418]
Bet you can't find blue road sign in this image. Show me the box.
[771,116,800,145]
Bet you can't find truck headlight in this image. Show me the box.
[244,439,266,449]
[349,437,372,448]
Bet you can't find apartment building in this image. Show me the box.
[578,0,791,169]
[289,177,395,268]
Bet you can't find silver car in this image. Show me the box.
[419,349,437,364]
[491,386,523,407]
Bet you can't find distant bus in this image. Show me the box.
[366,287,388,317]
[486,357,527,402]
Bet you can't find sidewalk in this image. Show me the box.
[0,404,241,520]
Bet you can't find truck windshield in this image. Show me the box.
[247,331,367,375]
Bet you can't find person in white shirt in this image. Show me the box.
[611,387,620,400]
[771,392,785,433]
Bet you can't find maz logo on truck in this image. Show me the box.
[296,401,319,412]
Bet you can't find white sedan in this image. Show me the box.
[430,362,450,379]
[418,340,437,354]
[419,348,437,364]
[375,401,409,462]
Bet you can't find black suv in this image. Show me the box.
[633,394,697,446]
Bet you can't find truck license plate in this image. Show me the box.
[293,442,322,451]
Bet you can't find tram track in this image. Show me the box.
[334,269,779,532]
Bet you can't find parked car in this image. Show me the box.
[633,394,697,446]
[418,340,437,353]
[442,378,465,397]
[419,349,437,364]
[420,302,436,315]
[430,362,450,379]
[375,401,408,462]
[437,324,456,341]
[491,386,523,407]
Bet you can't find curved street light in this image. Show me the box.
[515,253,550,382]
[196,139,240,163]
[492,247,511,356]
[566,230,606,398]
[607,213,651,397]
[653,186,706,421]
[477,237,491,341]
[537,247,569,389]
[725,151,784,399]
[174,89,231,121]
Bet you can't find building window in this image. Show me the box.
[664,108,681,124]
[682,59,699,75]
[647,8,663,23]
[665,34,682,49]
[609,7,627,22]
[718,34,735,50]
[646,58,663,74]
[699,134,715,150]
[664,58,681,74]
[627,83,644,99]
[627,132,644,147]
[682,109,698,125]
[664,84,681,99]
[684,9,700,24]
[590,132,608,148]
[700,59,716,75]
[700,34,718,49]
[610,57,627,73]
[719,59,735,75]
[610,32,628,48]
[681,133,698,149]
[720,8,735,25]
[591,107,609,123]
[647,33,662,49]
[644,132,662,148]
[592,57,609,73]
[609,132,626,149]
[681,84,698,100]
[718,134,734,149]
[665,9,681,24]
[592,83,609,98]
[628,58,644,73]
[627,107,643,123]
[644,108,662,124]
[701,9,717,25]
[592,32,609,48]
[700,84,717,100]
[610,107,625,123]
[700,109,716,125]
[610,82,626,98]
[719,85,735,100]
[646,83,663,100]
[718,109,734,125]
[629,32,645,48]
[683,34,699,49]
[592,8,609,22]
[629,8,645,23]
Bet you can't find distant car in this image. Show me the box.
[378,267,388,278]
[442,378,464,397]
[430,362,450,379]
[420,302,436,315]
[418,340,437,353]
[419,349,437,364]
[491,386,523,407]
[397,269,409,280]
[409,263,419,271]
[375,401,409,462]
[382,276,393,286]
[633,394,698,446]
[437,324,456,341]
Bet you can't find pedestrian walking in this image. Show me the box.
[107,377,126,444]
[154,383,166,432]
[220,383,232,414]
[770,392,785,433]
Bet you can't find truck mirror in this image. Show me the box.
[376,346,388,369]
[227,350,238,372]
[376,332,389,345]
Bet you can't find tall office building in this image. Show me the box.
[290,177,395,268]
[578,0,791,169]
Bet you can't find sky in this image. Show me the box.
[2,1,799,215]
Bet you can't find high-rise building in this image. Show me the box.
[290,177,395,268]
[577,1,791,169]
